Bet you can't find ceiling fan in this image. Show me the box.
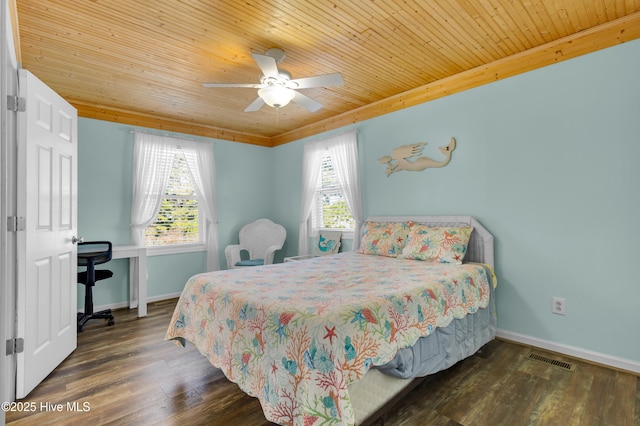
[203,48,344,113]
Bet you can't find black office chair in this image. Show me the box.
[77,241,115,332]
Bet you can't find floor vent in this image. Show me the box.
[527,352,577,371]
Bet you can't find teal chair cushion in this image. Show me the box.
[235,259,264,267]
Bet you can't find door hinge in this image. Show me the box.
[7,216,25,232]
[6,95,26,112]
[6,338,24,355]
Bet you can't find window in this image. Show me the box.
[311,154,355,232]
[145,150,203,247]
[299,131,361,255]
[131,132,219,269]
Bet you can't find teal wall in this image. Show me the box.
[78,39,640,363]
[77,120,273,306]
[272,39,640,363]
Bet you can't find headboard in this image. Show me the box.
[361,215,494,267]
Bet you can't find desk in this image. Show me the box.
[113,245,147,317]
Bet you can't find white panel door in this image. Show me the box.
[16,69,78,398]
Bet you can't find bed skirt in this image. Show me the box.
[349,274,497,424]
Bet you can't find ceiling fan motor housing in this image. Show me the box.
[260,69,293,86]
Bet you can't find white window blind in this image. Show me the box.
[311,154,355,231]
[145,150,203,246]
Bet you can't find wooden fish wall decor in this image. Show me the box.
[378,137,456,177]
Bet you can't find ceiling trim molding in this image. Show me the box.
[73,101,273,147]
[271,11,640,146]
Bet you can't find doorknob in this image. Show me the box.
[72,236,84,244]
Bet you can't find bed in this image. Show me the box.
[166,215,496,425]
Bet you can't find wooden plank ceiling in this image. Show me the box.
[14,0,640,146]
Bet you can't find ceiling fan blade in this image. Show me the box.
[287,73,344,89]
[251,53,279,78]
[203,83,263,88]
[292,91,323,112]
[244,97,265,112]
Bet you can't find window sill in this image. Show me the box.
[146,243,206,257]
[311,229,355,240]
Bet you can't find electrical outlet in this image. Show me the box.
[552,297,566,315]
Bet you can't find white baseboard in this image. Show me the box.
[79,292,182,314]
[147,292,182,303]
[497,329,640,375]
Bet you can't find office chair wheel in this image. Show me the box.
[107,319,115,326]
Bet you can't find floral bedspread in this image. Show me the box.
[165,252,492,425]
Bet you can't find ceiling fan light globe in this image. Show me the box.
[258,85,295,108]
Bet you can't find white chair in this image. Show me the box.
[225,219,286,269]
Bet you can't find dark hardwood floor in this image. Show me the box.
[6,299,639,425]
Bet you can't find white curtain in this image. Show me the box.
[298,130,361,255]
[327,132,363,251]
[131,132,220,271]
[182,140,220,271]
[298,143,323,255]
[130,133,174,246]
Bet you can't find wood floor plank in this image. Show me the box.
[532,363,592,424]
[6,299,639,425]
[635,378,640,426]
[581,366,637,426]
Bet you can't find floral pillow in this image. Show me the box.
[400,225,473,264]
[359,221,414,257]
